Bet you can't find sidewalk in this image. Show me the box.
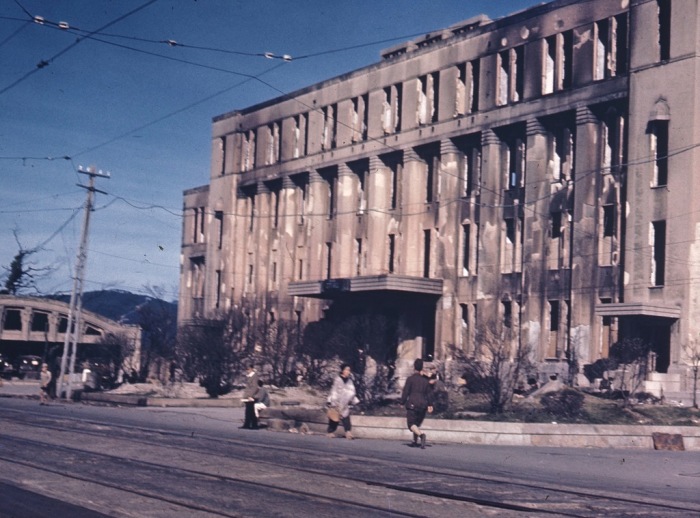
[0,379,41,398]
[3,382,699,451]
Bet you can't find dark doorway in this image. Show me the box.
[621,317,672,373]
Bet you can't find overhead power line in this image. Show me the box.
[0,0,159,96]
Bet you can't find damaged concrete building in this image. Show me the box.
[179,0,698,395]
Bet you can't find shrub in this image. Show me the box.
[540,388,585,420]
[583,357,619,383]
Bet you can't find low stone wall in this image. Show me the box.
[76,395,700,451]
[260,407,700,451]
[80,392,240,407]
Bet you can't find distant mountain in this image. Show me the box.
[46,290,177,325]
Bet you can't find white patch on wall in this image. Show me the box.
[571,325,591,364]
[687,223,700,337]
[442,295,452,309]
[528,321,541,353]
[574,29,591,50]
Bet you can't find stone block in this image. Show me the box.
[652,432,685,451]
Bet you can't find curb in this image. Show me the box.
[80,392,241,407]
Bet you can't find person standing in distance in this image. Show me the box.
[240,364,261,429]
[400,358,433,449]
[253,379,271,421]
[39,363,52,405]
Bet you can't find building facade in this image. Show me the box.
[180,0,698,392]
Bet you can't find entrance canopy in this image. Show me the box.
[289,274,443,299]
[594,302,680,319]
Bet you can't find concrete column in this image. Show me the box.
[21,307,31,341]
[523,118,549,360]
[306,170,328,281]
[573,106,604,364]
[254,181,271,296]
[401,148,426,277]
[336,163,357,278]
[48,312,59,342]
[367,156,390,274]
[231,187,250,306]
[436,139,461,355]
[476,129,503,324]
[277,176,298,310]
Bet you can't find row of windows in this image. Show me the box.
[1,308,102,335]
[225,12,645,174]
[195,210,664,315]
[234,118,587,228]
[458,297,586,358]
[227,1,678,176]
[198,109,673,251]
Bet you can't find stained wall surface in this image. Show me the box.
[180,0,699,391]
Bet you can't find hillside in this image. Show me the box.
[47,290,177,325]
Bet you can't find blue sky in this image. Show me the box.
[0,0,536,301]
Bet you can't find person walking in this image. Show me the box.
[39,363,52,405]
[401,358,433,449]
[240,364,261,429]
[326,364,360,440]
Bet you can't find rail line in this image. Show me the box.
[0,408,697,517]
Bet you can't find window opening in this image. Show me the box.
[219,136,226,175]
[241,129,256,171]
[455,60,479,116]
[603,205,615,237]
[325,242,333,279]
[215,211,224,249]
[355,238,362,275]
[388,234,396,273]
[505,217,516,244]
[651,120,669,187]
[423,229,431,278]
[462,224,471,275]
[549,125,575,182]
[651,220,666,286]
[31,312,49,333]
[382,84,402,134]
[417,74,438,125]
[658,0,671,61]
[503,301,512,328]
[498,47,523,105]
[551,211,563,239]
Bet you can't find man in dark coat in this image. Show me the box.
[400,358,433,449]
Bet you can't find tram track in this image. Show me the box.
[0,408,697,517]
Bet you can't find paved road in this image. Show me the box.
[1,397,699,517]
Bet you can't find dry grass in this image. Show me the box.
[364,388,700,426]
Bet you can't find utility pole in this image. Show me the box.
[57,165,109,400]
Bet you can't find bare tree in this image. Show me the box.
[299,312,398,404]
[683,338,700,409]
[609,337,652,407]
[2,230,54,295]
[299,319,336,387]
[91,332,136,389]
[460,323,532,414]
[177,310,247,397]
[136,286,177,382]
[257,318,300,387]
[334,313,397,406]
